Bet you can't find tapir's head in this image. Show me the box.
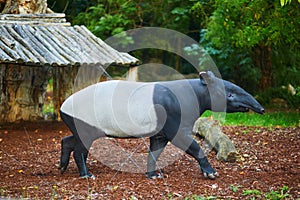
[199,71,264,114]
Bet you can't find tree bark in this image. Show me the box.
[0,64,50,122]
[252,43,273,91]
[1,0,49,14]
[193,117,240,162]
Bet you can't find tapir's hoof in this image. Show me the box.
[80,173,96,180]
[57,164,67,174]
[146,171,163,179]
[60,167,67,174]
[203,172,219,180]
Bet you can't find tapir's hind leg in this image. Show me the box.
[73,137,92,178]
[146,133,168,179]
[60,135,75,174]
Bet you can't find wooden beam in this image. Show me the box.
[126,66,138,81]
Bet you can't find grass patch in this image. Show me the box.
[202,111,300,127]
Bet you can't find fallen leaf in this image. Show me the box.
[243,154,250,157]
[113,185,118,190]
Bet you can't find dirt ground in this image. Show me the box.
[0,121,299,199]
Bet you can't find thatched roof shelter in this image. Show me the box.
[0,13,138,67]
[0,13,139,123]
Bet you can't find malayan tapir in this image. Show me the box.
[59,71,264,179]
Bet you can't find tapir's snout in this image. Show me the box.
[235,95,265,115]
[258,107,265,114]
[250,105,265,115]
[223,80,265,115]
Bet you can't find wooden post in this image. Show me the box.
[126,66,138,81]
[193,117,240,162]
[52,66,78,121]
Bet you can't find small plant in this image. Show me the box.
[0,188,6,197]
[243,189,261,195]
[130,195,138,200]
[51,185,58,199]
[21,187,26,198]
[242,189,262,199]
[184,195,217,200]
[265,186,289,200]
[167,193,173,199]
[230,184,242,192]
[242,186,290,200]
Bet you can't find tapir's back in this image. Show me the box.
[60,80,159,137]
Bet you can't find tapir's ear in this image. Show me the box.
[199,71,215,85]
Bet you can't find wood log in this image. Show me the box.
[193,117,240,162]
[1,0,48,14]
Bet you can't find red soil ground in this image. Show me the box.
[0,122,299,199]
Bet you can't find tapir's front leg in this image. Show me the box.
[185,140,219,179]
[171,130,219,179]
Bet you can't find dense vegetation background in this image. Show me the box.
[47,0,300,109]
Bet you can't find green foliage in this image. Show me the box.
[69,0,300,105]
[265,186,289,200]
[73,0,196,39]
[256,86,300,109]
[184,195,217,200]
[242,186,290,200]
[225,112,300,127]
[194,0,300,94]
[202,111,300,127]
[280,0,300,6]
[73,0,137,38]
[243,189,261,196]
[199,29,260,93]
[205,0,300,49]
[72,0,200,74]
[230,184,243,192]
[48,0,97,22]
[0,188,6,197]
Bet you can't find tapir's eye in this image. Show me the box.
[228,93,233,98]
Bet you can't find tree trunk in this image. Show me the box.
[193,117,240,162]
[252,43,273,91]
[1,0,50,14]
[0,64,50,122]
